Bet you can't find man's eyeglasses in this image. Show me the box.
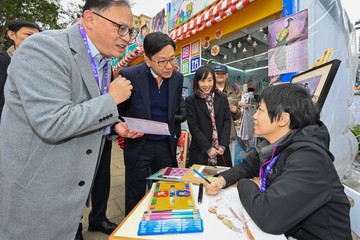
[151,57,177,68]
[92,11,138,41]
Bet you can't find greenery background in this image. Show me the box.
[0,0,86,50]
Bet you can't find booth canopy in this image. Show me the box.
[169,0,256,42]
[113,0,256,71]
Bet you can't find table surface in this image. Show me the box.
[109,183,286,240]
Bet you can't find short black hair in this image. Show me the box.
[192,65,216,95]
[83,0,130,13]
[259,83,320,129]
[8,19,42,32]
[143,32,176,59]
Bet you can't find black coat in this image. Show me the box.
[0,51,11,119]
[118,62,184,169]
[185,91,232,167]
[220,122,351,239]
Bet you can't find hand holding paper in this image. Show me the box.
[122,117,170,135]
[114,121,144,139]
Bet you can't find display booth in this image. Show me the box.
[113,0,359,234]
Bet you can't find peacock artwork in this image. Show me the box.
[268,9,309,76]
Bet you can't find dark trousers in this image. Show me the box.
[125,140,172,215]
[88,138,112,223]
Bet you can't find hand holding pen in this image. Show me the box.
[191,168,225,196]
[204,176,225,196]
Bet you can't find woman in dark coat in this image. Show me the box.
[185,65,232,167]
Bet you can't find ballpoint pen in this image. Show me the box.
[191,168,211,184]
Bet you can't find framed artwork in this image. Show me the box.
[290,59,341,109]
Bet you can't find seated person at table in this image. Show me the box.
[185,65,232,167]
[205,83,351,240]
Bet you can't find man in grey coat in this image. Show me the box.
[0,0,141,239]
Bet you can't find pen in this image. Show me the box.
[198,183,203,205]
[191,168,211,184]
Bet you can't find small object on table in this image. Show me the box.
[198,184,204,205]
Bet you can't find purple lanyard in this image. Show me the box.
[78,24,109,95]
[259,145,279,193]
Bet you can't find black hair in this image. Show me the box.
[143,32,176,59]
[258,83,320,129]
[83,0,130,13]
[192,65,216,95]
[8,19,42,32]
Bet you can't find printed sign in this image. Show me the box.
[181,39,201,76]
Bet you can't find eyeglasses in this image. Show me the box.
[151,57,177,68]
[92,11,138,41]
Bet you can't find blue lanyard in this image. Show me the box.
[259,145,279,193]
[78,24,109,95]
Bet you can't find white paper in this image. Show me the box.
[122,117,170,135]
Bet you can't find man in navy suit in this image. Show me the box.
[118,32,183,215]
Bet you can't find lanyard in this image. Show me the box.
[78,24,109,95]
[259,145,279,193]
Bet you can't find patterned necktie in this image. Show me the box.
[156,76,162,90]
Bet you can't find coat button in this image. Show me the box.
[78,181,85,186]
[86,149,92,154]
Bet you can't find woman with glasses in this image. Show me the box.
[185,65,233,168]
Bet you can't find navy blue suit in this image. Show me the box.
[118,62,183,214]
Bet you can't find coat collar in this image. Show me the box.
[68,23,101,98]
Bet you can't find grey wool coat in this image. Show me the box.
[0,23,120,239]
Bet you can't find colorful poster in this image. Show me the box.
[139,22,150,44]
[168,0,217,32]
[151,8,166,33]
[181,39,201,76]
[176,130,189,168]
[268,9,309,76]
[181,43,191,60]
[191,39,201,57]
[181,59,190,75]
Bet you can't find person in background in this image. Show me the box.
[118,32,184,215]
[214,65,241,149]
[205,83,351,240]
[185,65,232,168]
[0,19,41,121]
[0,0,142,239]
[172,96,186,167]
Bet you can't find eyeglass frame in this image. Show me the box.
[91,11,138,41]
[150,57,178,68]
